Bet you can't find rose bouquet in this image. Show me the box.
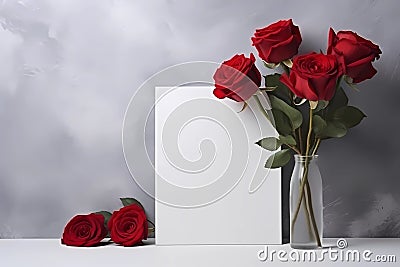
[213,19,381,248]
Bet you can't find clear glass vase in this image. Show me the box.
[290,155,323,249]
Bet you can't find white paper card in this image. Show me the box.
[155,86,281,245]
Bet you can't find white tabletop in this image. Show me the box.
[0,238,398,266]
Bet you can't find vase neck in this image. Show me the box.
[294,154,318,163]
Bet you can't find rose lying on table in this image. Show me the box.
[61,213,108,247]
[61,198,153,247]
[108,204,148,247]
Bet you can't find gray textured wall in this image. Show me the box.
[0,0,398,238]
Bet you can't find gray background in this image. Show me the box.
[0,0,398,238]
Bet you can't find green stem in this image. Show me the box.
[291,107,322,247]
[302,136,322,246]
[253,95,271,123]
[305,108,313,156]
[287,144,301,155]
[281,65,303,156]
[302,184,314,239]
[254,94,300,154]
[305,179,322,247]
[306,138,322,246]
[291,163,308,234]
[312,138,321,156]
[291,108,313,234]
[297,127,303,155]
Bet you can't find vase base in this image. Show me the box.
[290,243,320,250]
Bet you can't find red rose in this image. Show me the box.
[251,19,302,64]
[108,204,148,246]
[213,53,261,102]
[280,52,344,101]
[327,28,381,83]
[61,213,107,247]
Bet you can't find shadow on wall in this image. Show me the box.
[320,74,400,238]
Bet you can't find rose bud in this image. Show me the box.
[251,19,302,64]
[280,52,344,101]
[61,213,108,247]
[213,53,261,102]
[327,28,381,83]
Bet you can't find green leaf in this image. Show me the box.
[332,106,366,128]
[319,121,347,138]
[270,95,303,130]
[256,137,281,151]
[313,115,327,135]
[95,211,112,223]
[313,100,329,113]
[120,197,144,209]
[347,83,360,92]
[265,74,291,104]
[95,211,112,236]
[264,74,284,89]
[344,75,360,91]
[265,149,292,169]
[328,87,348,112]
[255,135,297,151]
[271,109,292,135]
[279,135,296,146]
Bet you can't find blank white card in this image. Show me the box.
[155,86,281,245]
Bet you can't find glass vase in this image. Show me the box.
[289,155,323,249]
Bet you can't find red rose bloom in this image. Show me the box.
[327,28,381,83]
[61,213,107,247]
[280,52,344,101]
[108,204,148,246]
[213,53,261,102]
[251,19,302,64]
